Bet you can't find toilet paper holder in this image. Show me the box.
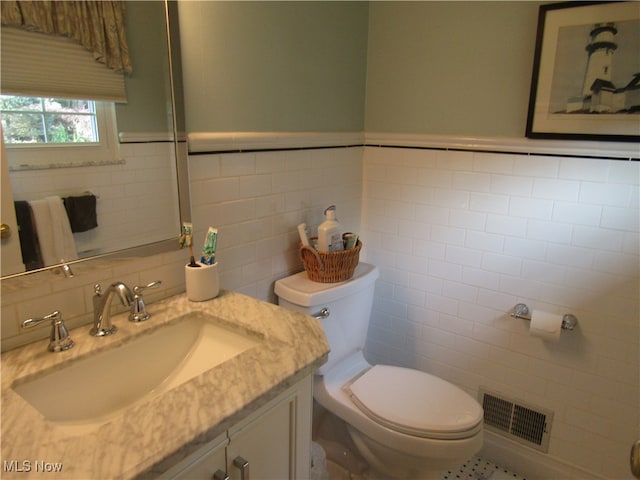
[511,303,578,331]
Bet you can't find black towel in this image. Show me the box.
[14,200,44,270]
[63,194,98,232]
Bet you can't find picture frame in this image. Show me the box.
[526,1,640,142]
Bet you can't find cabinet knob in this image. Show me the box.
[233,456,250,480]
[212,469,229,480]
[0,223,11,239]
[632,440,640,479]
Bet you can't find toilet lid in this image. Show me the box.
[344,365,483,440]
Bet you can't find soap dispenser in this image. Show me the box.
[317,205,344,252]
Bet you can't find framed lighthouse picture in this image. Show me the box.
[526,1,640,142]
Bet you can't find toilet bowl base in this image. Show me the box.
[347,425,475,480]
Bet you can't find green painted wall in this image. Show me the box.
[116,1,173,135]
[177,1,546,138]
[177,1,369,133]
[365,1,543,137]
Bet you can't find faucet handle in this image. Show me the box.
[129,280,162,322]
[22,311,74,352]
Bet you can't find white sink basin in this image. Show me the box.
[13,312,260,424]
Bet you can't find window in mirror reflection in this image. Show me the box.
[1,96,99,144]
[1,95,119,169]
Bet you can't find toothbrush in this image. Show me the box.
[181,222,199,267]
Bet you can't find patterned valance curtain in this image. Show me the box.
[0,0,132,74]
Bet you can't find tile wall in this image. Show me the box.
[1,141,183,351]
[3,136,638,480]
[187,146,363,301]
[9,142,179,257]
[1,144,363,350]
[361,145,639,479]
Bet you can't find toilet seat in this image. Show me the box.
[344,365,483,440]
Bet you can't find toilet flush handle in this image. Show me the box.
[312,307,330,320]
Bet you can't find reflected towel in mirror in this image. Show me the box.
[14,200,44,270]
[63,194,98,232]
[28,196,78,266]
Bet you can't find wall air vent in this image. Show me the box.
[479,387,553,453]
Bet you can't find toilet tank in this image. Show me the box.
[275,262,379,375]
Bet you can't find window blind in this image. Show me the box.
[1,27,127,102]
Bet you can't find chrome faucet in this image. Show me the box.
[90,282,134,337]
[22,311,74,352]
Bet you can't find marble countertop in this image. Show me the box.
[1,291,329,479]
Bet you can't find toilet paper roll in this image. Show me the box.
[529,310,562,342]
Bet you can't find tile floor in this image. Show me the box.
[441,456,526,480]
[312,406,526,480]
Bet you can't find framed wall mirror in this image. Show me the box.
[0,0,189,279]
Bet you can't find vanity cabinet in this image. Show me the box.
[160,375,313,480]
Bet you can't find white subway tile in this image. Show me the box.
[239,174,272,198]
[398,219,430,240]
[513,155,560,178]
[600,206,640,232]
[452,171,491,192]
[559,157,610,182]
[580,182,631,207]
[571,225,624,251]
[546,243,594,269]
[430,225,466,246]
[393,285,426,307]
[445,245,483,268]
[592,250,639,276]
[486,214,527,237]
[533,178,580,201]
[438,150,473,171]
[408,273,443,294]
[220,152,256,176]
[255,151,287,173]
[442,280,478,303]
[490,174,533,196]
[412,239,446,259]
[432,188,469,209]
[382,234,413,254]
[481,252,522,276]
[415,205,449,226]
[476,288,518,312]
[553,201,602,226]
[396,253,428,274]
[469,192,510,214]
[521,259,567,284]
[465,230,505,253]
[428,259,463,281]
[417,168,453,188]
[473,152,514,174]
[509,196,553,220]
[461,267,500,290]
[449,209,486,231]
[526,219,573,244]
[401,185,434,204]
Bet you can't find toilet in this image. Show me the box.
[275,262,483,479]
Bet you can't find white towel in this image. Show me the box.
[29,196,78,266]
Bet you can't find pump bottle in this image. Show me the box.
[317,205,343,252]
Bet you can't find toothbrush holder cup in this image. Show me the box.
[185,261,220,302]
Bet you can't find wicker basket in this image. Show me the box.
[299,239,361,283]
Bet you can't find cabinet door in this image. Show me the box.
[227,376,313,480]
[158,432,228,480]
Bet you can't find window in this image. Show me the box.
[1,96,99,144]
[1,95,120,169]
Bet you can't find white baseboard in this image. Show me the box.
[481,430,604,480]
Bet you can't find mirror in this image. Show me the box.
[1,0,189,278]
